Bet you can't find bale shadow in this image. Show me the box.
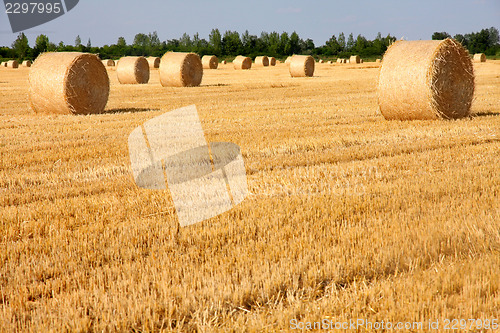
[104,108,160,114]
[471,111,500,118]
[202,83,229,87]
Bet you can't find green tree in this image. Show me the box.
[326,35,341,55]
[222,31,242,55]
[133,33,149,54]
[279,32,290,55]
[12,32,30,60]
[338,32,346,51]
[117,37,127,48]
[432,31,451,40]
[75,35,81,47]
[346,33,355,51]
[209,28,222,56]
[33,34,49,58]
[289,31,301,55]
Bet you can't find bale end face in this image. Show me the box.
[378,38,474,120]
[255,56,269,67]
[233,56,252,70]
[117,57,150,84]
[160,52,203,87]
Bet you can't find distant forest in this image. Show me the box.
[1,27,499,62]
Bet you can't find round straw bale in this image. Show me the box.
[116,56,150,84]
[7,60,19,68]
[269,57,276,66]
[289,55,315,77]
[327,60,333,64]
[22,60,32,67]
[233,55,252,70]
[221,60,227,65]
[378,38,474,120]
[202,55,218,69]
[350,55,360,64]
[102,59,115,67]
[473,53,486,63]
[255,56,269,66]
[1,62,5,67]
[147,57,160,68]
[375,59,381,63]
[159,52,203,87]
[285,56,293,65]
[360,59,364,63]
[29,52,109,115]
[318,59,324,63]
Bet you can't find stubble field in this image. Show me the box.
[1,60,499,332]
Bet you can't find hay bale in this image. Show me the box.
[375,59,381,63]
[29,52,109,115]
[102,59,115,67]
[327,60,333,64]
[233,56,252,70]
[116,56,150,84]
[147,57,160,68]
[160,52,203,87]
[269,57,276,66]
[7,60,19,68]
[473,53,486,63]
[22,60,32,67]
[202,55,218,69]
[350,55,360,64]
[289,55,315,77]
[360,59,364,63]
[255,56,269,67]
[221,60,227,65]
[378,38,474,120]
[318,59,324,63]
[336,58,342,63]
[285,56,293,65]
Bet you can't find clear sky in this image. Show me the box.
[0,0,499,47]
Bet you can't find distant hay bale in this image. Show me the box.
[29,52,109,115]
[255,56,269,66]
[102,59,115,67]
[116,56,150,84]
[22,60,32,67]
[269,57,276,66]
[202,55,218,69]
[318,59,324,63]
[7,60,19,68]
[375,59,381,63]
[360,59,364,63]
[233,55,252,70]
[160,52,203,87]
[378,38,474,120]
[336,58,342,63]
[473,53,486,62]
[147,57,160,68]
[285,56,293,65]
[327,60,333,64]
[221,60,227,65]
[289,55,315,77]
[1,62,5,67]
[350,55,360,64]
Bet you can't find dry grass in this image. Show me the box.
[0,61,499,332]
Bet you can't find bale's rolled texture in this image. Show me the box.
[378,39,474,120]
[350,55,360,64]
[102,59,115,67]
[289,55,315,77]
[117,56,150,84]
[147,57,160,68]
[269,57,276,66]
[285,56,293,65]
[29,52,110,115]
[255,56,269,67]
[7,60,19,68]
[473,53,486,63]
[202,55,218,69]
[22,60,32,67]
[233,56,252,70]
[160,52,203,87]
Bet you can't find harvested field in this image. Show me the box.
[0,61,499,332]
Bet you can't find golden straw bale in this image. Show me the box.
[221,60,227,65]
[202,55,218,69]
[336,58,342,63]
[350,55,360,64]
[375,59,381,63]
[102,59,115,67]
[7,60,18,68]
[378,38,474,120]
[147,57,160,68]
[289,55,315,77]
[318,59,324,63]
[22,60,32,67]
[285,56,293,65]
[233,55,252,70]
[473,53,486,62]
[29,52,109,115]
[269,57,276,66]
[254,56,269,66]
[160,52,203,87]
[116,57,150,84]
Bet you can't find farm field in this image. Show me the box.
[1,60,499,331]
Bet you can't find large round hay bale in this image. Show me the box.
[102,59,115,67]
[7,60,19,68]
[289,55,315,77]
[159,52,203,87]
[255,56,269,67]
[233,56,252,70]
[473,53,486,63]
[269,57,276,66]
[116,56,150,84]
[147,57,160,68]
[378,38,474,120]
[22,60,32,67]
[29,52,109,115]
[350,55,360,64]
[202,55,218,69]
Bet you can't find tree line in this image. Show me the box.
[1,27,499,62]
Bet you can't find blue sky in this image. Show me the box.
[0,0,499,47]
